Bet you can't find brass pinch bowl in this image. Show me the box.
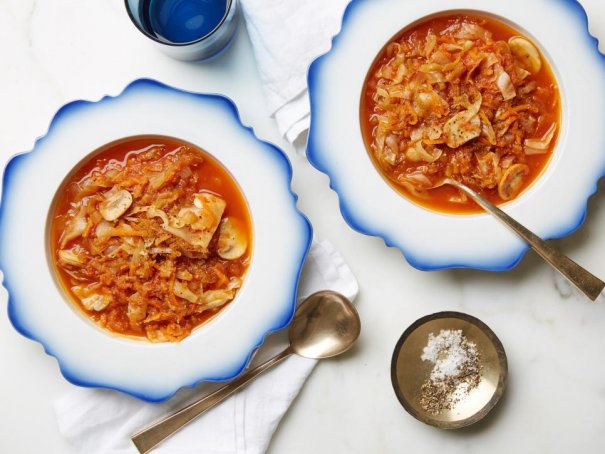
[391,311,508,429]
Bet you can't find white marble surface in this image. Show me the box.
[1,0,605,452]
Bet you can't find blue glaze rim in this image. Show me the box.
[306,0,605,272]
[0,78,312,402]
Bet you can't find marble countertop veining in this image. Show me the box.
[1,1,605,453]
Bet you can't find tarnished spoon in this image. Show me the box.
[434,177,604,301]
[131,290,361,453]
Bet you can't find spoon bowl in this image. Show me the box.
[290,290,360,358]
[131,290,360,453]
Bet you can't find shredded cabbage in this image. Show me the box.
[364,17,559,204]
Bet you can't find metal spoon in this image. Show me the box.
[131,290,361,453]
[434,177,604,301]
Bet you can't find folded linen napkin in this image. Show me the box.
[55,239,359,454]
[240,0,352,143]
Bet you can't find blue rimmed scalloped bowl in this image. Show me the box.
[308,0,605,271]
[0,79,312,402]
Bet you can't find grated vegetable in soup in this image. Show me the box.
[51,137,251,342]
[361,14,560,213]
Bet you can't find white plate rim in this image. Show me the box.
[0,78,313,402]
[307,0,605,271]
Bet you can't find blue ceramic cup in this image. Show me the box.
[124,0,239,61]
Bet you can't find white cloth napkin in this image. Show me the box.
[55,239,359,454]
[240,0,352,143]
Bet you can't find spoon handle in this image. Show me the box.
[451,180,605,301]
[131,347,293,454]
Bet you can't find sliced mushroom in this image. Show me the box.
[217,217,248,260]
[99,186,133,221]
[498,164,530,200]
[508,36,542,74]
